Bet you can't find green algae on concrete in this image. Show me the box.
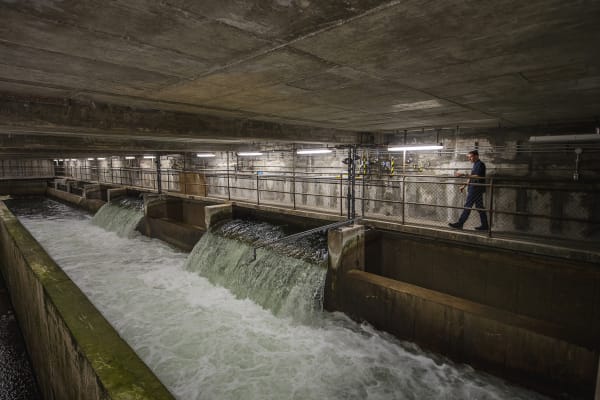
[0,201,174,400]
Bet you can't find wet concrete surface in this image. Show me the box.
[0,274,40,400]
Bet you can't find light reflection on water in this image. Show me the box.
[8,198,548,400]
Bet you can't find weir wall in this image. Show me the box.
[326,224,600,398]
[0,202,174,400]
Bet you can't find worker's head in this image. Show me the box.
[467,150,479,162]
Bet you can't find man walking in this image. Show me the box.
[449,150,489,231]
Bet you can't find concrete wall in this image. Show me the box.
[372,231,600,337]
[139,196,220,251]
[0,202,173,400]
[47,187,105,213]
[0,178,48,195]
[326,225,600,398]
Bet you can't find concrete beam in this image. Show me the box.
[0,92,364,148]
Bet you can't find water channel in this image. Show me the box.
[7,198,547,400]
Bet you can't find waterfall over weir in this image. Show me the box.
[91,198,144,237]
[8,198,548,400]
[185,232,326,321]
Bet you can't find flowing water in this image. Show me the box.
[7,198,548,400]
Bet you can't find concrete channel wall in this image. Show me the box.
[0,202,174,400]
[326,225,600,398]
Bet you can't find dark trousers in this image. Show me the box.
[458,189,488,227]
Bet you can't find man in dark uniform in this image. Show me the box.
[449,150,489,231]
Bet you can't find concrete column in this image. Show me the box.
[204,204,232,230]
[595,355,600,400]
[325,224,365,311]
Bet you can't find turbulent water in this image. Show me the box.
[91,198,144,237]
[8,198,548,400]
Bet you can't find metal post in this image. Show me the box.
[361,169,365,217]
[226,151,231,201]
[292,146,296,210]
[488,177,494,238]
[256,172,260,205]
[346,146,357,219]
[156,155,162,194]
[402,175,406,225]
[339,174,343,216]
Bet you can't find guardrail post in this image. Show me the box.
[256,172,260,205]
[488,177,494,238]
[402,175,406,225]
[339,174,343,216]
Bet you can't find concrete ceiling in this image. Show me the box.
[0,0,599,155]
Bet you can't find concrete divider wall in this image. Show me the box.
[373,231,600,339]
[0,202,174,400]
[47,187,105,213]
[327,225,600,398]
[341,270,598,397]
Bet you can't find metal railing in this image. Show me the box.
[55,164,599,243]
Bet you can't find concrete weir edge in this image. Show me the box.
[0,202,174,400]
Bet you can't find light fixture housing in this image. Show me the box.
[297,149,332,155]
[528,133,600,143]
[96,157,106,160]
[87,158,94,161]
[143,155,156,159]
[196,153,216,158]
[237,152,263,156]
[388,145,443,152]
[125,156,136,160]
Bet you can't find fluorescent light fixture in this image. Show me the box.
[71,159,77,161]
[58,159,64,162]
[388,145,443,152]
[297,149,332,155]
[143,155,156,159]
[237,152,263,156]
[87,158,94,161]
[529,134,600,143]
[96,157,106,160]
[53,159,58,162]
[196,153,216,158]
[125,156,136,160]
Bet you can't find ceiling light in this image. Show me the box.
[238,152,263,156]
[87,158,94,161]
[53,159,58,162]
[297,149,332,155]
[143,155,156,159]
[528,133,600,143]
[388,145,443,151]
[125,156,135,160]
[96,157,106,160]
[197,153,216,158]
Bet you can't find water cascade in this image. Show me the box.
[91,198,144,237]
[7,198,548,400]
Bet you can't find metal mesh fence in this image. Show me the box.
[54,163,599,242]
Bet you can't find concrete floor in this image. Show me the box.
[0,274,40,400]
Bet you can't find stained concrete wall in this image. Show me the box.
[326,224,600,398]
[0,178,48,195]
[0,202,173,400]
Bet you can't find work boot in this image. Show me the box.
[448,222,463,229]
